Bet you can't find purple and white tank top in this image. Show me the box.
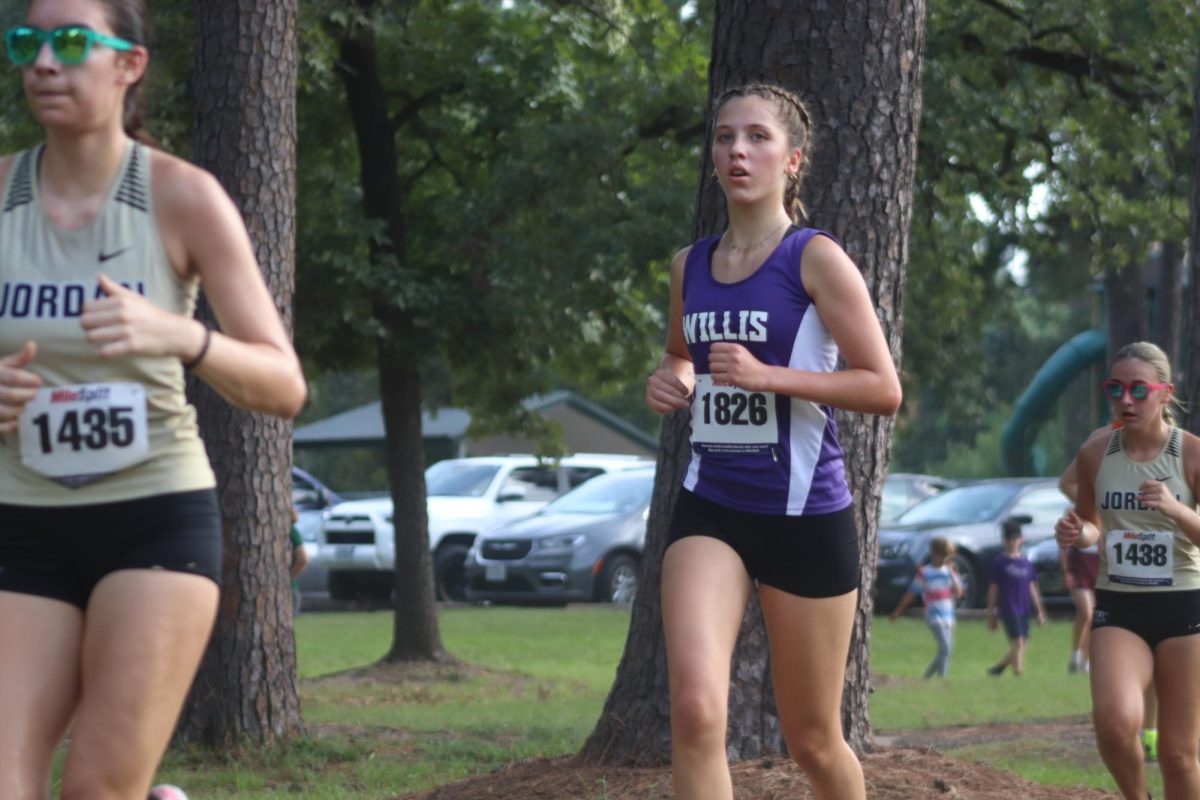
[680,227,851,516]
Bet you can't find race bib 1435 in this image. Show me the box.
[18,382,149,488]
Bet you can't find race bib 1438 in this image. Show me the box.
[1105,528,1174,587]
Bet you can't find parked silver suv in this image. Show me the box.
[319,453,653,601]
[464,466,654,606]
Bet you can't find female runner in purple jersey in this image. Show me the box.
[646,84,900,800]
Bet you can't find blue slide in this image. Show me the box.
[1000,329,1107,476]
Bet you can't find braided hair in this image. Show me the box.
[713,83,814,224]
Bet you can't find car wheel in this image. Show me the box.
[598,554,639,605]
[951,552,981,609]
[435,543,470,602]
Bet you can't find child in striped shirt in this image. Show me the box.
[889,537,964,677]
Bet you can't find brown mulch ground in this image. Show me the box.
[401,717,1117,800]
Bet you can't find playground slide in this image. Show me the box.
[1000,329,1107,476]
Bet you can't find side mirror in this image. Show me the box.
[497,489,527,503]
[292,489,320,510]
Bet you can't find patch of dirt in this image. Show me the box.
[399,718,1117,800]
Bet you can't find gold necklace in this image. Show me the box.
[724,222,787,253]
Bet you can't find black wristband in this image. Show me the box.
[183,326,212,370]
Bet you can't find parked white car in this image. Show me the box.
[291,466,342,605]
[319,453,653,601]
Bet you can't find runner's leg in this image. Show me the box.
[1090,626,1152,800]
[760,586,864,800]
[0,592,84,800]
[59,570,217,799]
[662,537,753,800]
[1151,635,1200,800]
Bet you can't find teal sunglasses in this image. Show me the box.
[5,25,134,66]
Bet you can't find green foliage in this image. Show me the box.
[896,0,1197,475]
[294,0,707,448]
[894,267,1085,474]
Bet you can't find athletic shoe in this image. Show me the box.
[987,664,1005,676]
[148,786,189,800]
[1142,729,1158,762]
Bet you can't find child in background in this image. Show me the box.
[289,507,309,614]
[889,537,964,678]
[986,518,1047,676]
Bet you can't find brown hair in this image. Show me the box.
[101,0,150,142]
[929,537,955,560]
[713,83,814,224]
[1110,341,1185,425]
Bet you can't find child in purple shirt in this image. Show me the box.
[986,518,1047,676]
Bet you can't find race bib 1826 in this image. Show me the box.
[18,382,150,488]
[690,374,777,456]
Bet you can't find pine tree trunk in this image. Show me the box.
[178,0,303,747]
[1186,66,1200,437]
[1156,241,1182,371]
[1105,261,1148,361]
[582,0,924,763]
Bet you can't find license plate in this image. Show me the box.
[486,563,507,582]
[335,544,355,560]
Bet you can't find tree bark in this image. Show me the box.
[179,0,303,747]
[1155,240,1182,372]
[336,4,446,662]
[1104,260,1148,364]
[582,0,924,764]
[1186,64,1200,437]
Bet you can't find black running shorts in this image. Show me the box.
[1092,588,1200,650]
[0,489,221,609]
[667,488,860,598]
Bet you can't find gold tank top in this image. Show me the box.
[1095,427,1200,592]
[0,141,215,505]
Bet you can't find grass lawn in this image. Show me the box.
[871,614,1093,729]
[136,606,1142,798]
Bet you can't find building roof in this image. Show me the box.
[293,390,657,452]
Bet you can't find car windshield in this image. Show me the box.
[880,479,910,523]
[896,483,1021,526]
[543,471,654,515]
[425,461,502,497]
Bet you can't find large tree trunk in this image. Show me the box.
[1105,260,1148,363]
[379,314,445,662]
[582,0,924,764]
[179,0,303,747]
[1186,65,1200,437]
[336,3,446,662]
[1155,240,1182,371]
